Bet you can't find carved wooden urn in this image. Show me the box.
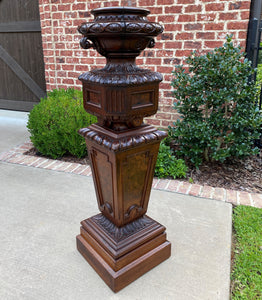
[76,7,171,292]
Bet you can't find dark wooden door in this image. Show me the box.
[0,0,46,111]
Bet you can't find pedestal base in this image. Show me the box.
[76,213,171,292]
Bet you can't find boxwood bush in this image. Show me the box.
[154,140,188,179]
[27,88,97,159]
[169,35,262,167]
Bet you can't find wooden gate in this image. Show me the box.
[0,0,46,111]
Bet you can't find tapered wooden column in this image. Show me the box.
[76,7,171,292]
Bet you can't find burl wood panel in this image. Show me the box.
[84,125,162,227]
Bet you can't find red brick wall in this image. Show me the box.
[38,0,251,128]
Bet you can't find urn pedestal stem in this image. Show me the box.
[76,7,171,292]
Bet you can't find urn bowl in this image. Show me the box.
[78,7,164,58]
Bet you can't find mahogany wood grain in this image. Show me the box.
[77,234,171,292]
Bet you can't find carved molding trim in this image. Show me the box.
[78,63,162,86]
[79,127,167,151]
[78,21,163,36]
[92,213,154,242]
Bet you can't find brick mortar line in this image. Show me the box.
[42,160,57,169]
[51,161,65,170]
[164,179,171,190]
[35,158,50,168]
[249,193,254,207]
[78,165,89,175]
[210,187,215,199]
[223,188,227,202]
[185,184,192,195]
[28,157,42,166]
[236,191,241,206]
[0,142,261,208]
[175,181,182,193]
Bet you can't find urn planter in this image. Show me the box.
[76,7,171,292]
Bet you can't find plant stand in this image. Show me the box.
[76,7,171,292]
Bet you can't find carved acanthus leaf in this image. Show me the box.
[92,213,154,242]
[78,64,162,86]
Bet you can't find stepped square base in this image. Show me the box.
[76,213,171,292]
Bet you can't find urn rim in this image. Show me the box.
[91,6,150,17]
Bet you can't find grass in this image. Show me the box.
[231,206,262,299]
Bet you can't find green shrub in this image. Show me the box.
[169,35,262,167]
[27,88,97,159]
[154,140,188,179]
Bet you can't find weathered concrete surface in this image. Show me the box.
[0,161,232,300]
[0,110,30,152]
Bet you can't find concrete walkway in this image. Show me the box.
[0,110,30,153]
[0,109,232,299]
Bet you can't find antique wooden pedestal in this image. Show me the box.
[76,7,171,292]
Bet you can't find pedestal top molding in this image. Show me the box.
[79,124,167,151]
